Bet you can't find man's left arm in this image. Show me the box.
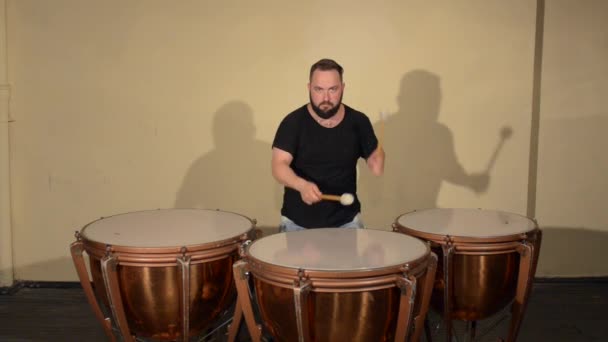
[359,114,385,176]
[366,145,385,176]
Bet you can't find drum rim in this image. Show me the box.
[246,249,431,278]
[78,208,255,253]
[245,228,431,274]
[394,208,539,243]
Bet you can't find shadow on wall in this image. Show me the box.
[538,227,608,277]
[359,70,508,229]
[175,101,282,227]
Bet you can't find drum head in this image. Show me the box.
[397,208,535,238]
[248,228,427,271]
[81,209,252,248]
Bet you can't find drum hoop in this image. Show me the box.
[253,271,403,292]
[83,242,242,266]
[394,225,540,244]
[394,208,538,243]
[79,208,255,253]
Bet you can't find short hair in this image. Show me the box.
[309,59,344,81]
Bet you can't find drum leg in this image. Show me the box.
[442,244,455,342]
[293,274,312,342]
[464,320,477,342]
[395,273,417,342]
[70,241,116,342]
[101,254,135,342]
[177,255,191,342]
[424,318,433,342]
[232,260,262,342]
[506,241,535,342]
[411,252,438,342]
[227,300,244,342]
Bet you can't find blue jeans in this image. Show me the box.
[279,214,364,232]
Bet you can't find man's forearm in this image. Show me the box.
[367,147,385,176]
[272,162,307,192]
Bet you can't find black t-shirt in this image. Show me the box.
[272,104,378,228]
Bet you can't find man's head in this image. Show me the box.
[308,59,345,119]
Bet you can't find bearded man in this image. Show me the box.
[271,58,385,231]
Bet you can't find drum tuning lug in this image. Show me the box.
[252,218,257,226]
[443,235,454,245]
[180,246,187,257]
[104,244,112,256]
[519,240,530,256]
[74,231,81,240]
[296,268,308,284]
[239,240,252,257]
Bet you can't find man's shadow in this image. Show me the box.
[175,101,281,229]
[359,70,504,229]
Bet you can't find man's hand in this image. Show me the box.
[297,181,322,205]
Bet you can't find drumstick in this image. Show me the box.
[321,193,355,206]
[485,126,513,173]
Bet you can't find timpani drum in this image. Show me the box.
[232,228,438,342]
[393,208,542,342]
[70,209,255,342]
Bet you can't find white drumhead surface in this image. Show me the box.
[397,208,535,238]
[248,228,427,271]
[81,209,252,247]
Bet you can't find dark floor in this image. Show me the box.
[0,281,607,342]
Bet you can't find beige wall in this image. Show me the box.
[535,0,608,276]
[0,0,603,282]
[1,0,13,286]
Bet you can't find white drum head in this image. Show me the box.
[81,209,252,248]
[248,228,427,271]
[397,208,535,238]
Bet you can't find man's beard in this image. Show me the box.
[310,94,342,119]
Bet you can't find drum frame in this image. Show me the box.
[393,211,542,342]
[70,210,256,342]
[229,240,438,342]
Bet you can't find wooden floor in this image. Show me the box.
[1,281,607,341]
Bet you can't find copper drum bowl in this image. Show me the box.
[70,209,255,341]
[233,228,438,342]
[393,208,542,341]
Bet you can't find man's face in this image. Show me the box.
[308,70,344,119]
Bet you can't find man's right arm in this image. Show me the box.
[271,147,322,205]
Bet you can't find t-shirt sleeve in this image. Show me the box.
[357,114,378,159]
[272,113,298,156]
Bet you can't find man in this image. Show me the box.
[272,58,385,231]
